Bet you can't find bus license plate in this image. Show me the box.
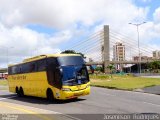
[74,92,83,96]
[78,80,81,84]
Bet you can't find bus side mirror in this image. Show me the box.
[59,68,63,79]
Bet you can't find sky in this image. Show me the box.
[0,0,160,67]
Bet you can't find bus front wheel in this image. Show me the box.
[47,89,54,102]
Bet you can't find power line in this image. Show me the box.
[62,30,103,51]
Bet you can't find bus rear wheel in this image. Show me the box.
[19,87,24,97]
[16,87,20,96]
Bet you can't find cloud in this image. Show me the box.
[0,0,159,67]
[153,7,160,22]
[0,0,149,29]
[0,22,73,67]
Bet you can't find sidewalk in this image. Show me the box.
[135,85,160,95]
[0,101,75,120]
[141,76,160,78]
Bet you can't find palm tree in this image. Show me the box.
[107,64,115,78]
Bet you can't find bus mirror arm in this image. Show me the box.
[59,69,63,89]
[56,66,61,69]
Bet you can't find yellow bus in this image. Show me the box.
[8,54,90,101]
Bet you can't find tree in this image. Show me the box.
[61,50,76,54]
[95,66,104,72]
[148,61,160,73]
[107,64,115,78]
[61,50,86,58]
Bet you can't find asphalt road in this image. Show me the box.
[0,87,160,120]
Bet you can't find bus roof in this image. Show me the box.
[8,54,81,67]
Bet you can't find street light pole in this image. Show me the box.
[129,22,146,75]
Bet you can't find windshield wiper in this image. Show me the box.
[64,78,76,82]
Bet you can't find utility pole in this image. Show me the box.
[129,22,146,75]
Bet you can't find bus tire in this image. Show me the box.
[47,89,54,102]
[19,87,24,97]
[16,87,20,96]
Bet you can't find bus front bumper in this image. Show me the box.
[58,86,90,100]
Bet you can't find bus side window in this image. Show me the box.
[47,58,57,67]
[37,59,46,71]
[29,62,36,72]
[8,66,17,75]
[8,67,12,75]
[19,67,22,74]
[12,66,17,74]
[21,63,30,73]
[17,65,21,74]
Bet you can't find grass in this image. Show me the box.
[0,80,8,90]
[1,75,160,91]
[0,80,8,86]
[90,74,160,90]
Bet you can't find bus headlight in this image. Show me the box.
[62,88,71,91]
[86,84,90,88]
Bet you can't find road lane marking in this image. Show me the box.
[0,101,53,120]
[99,91,160,108]
[0,101,59,114]
[0,96,16,101]
[0,101,81,120]
[142,101,160,107]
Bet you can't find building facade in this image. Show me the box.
[113,42,125,61]
[113,42,125,71]
[153,50,160,59]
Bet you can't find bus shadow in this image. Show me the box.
[0,94,16,98]
[5,95,86,105]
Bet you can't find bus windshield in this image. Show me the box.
[61,65,89,85]
[57,56,89,85]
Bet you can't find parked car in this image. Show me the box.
[0,73,8,79]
